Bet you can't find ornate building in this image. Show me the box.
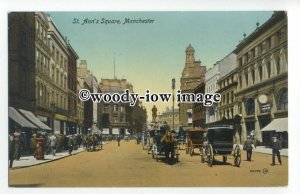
[157,107,180,131]
[205,53,236,124]
[48,16,70,134]
[179,44,206,128]
[234,11,288,145]
[8,12,79,135]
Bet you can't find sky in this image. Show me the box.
[48,11,273,119]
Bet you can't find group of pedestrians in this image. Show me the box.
[243,133,282,166]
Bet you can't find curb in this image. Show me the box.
[11,149,85,170]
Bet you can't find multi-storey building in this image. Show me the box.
[48,17,70,134]
[67,43,79,134]
[8,12,78,136]
[205,53,236,124]
[76,78,84,134]
[99,78,134,136]
[77,60,101,132]
[157,107,179,131]
[234,11,288,145]
[179,44,206,129]
[8,12,36,113]
[192,83,206,128]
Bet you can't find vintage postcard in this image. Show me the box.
[3,1,299,193]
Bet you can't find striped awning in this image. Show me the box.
[8,107,37,129]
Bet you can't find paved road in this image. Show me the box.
[9,140,288,187]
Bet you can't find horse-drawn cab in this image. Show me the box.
[185,127,207,156]
[151,127,179,165]
[201,125,241,167]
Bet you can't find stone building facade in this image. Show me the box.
[205,53,236,124]
[234,11,288,145]
[99,79,133,136]
[8,12,79,135]
[157,107,179,131]
[179,44,206,128]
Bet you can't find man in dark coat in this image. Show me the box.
[271,134,282,166]
[243,135,255,161]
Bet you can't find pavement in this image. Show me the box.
[10,141,108,169]
[10,142,287,169]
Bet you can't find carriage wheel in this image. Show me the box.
[200,147,205,163]
[223,156,227,163]
[233,144,241,167]
[207,144,214,167]
[190,143,194,157]
[185,142,189,154]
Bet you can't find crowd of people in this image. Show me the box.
[8,129,105,168]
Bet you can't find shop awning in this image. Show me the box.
[261,118,288,132]
[19,109,52,131]
[8,107,37,129]
[112,128,119,135]
[91,125,101,134]
[102,128,110,135]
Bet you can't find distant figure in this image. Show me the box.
[152,105,157,122]
[117,135,121,147]
[30,134,37,156]
[271,134,282,166]
[243,136,254,161]
[49,134,57,156]
[9,132,15,168]
[68,135,74,155]
[13,130,21,160]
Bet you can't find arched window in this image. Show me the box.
[277,88,288,110]
[246,98,255,115]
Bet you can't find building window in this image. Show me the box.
[276,56,281,74]
[251,69,255,84]
[239,58,242,67]
[239,76,242,88]
[245,72,248,86]
[277,88,288,110]
[103,105,108,112]
[113,105,118,112]
[258,65,263,81]
[113,115,118,123]
[266,62,271,78]
[246,98,255,115]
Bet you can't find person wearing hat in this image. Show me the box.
[271,134,282,166]
[161,130,175,165]
[243,135,255,161]
[30,134,37,157]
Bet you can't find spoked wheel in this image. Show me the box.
[206,144,214,167]
[200,147,205,163]
[233,144,241,167]
[190,143,194,157]
[185,145,189,154]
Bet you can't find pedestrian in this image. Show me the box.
[9,132,15,168]
[117,135,121,147]
[243,135,254,161]
[49,134,57,156]
[13,130,21,160]
[68,135,73,155]
[30,134,37,157]
[271,134,282,166]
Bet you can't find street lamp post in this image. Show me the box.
[172,78,176,131]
